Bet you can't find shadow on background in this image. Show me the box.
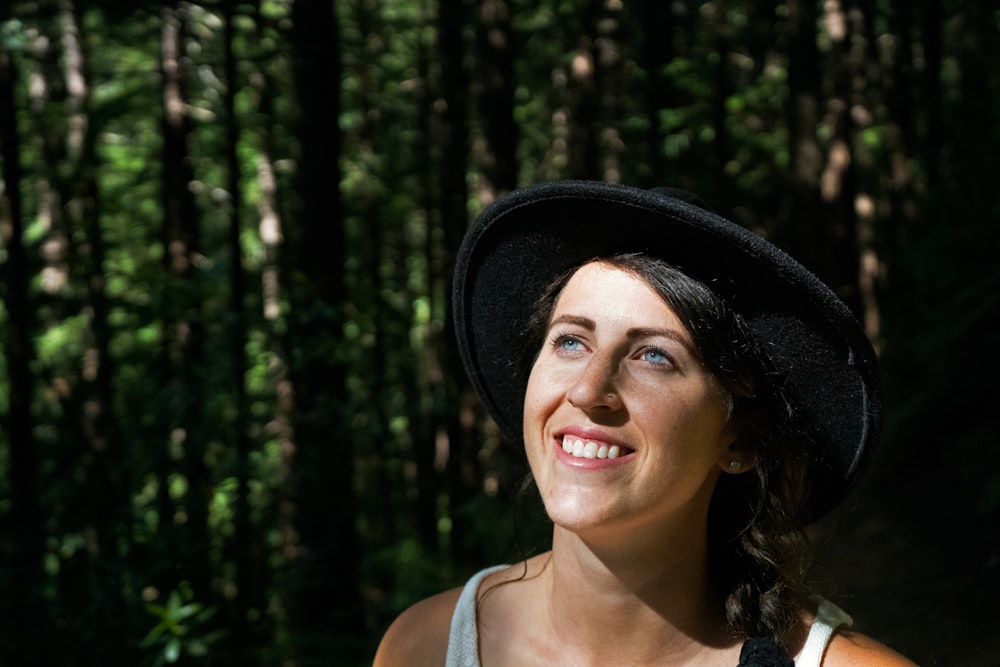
[811,444,1000,666]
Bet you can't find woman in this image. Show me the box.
[374,182,916,666]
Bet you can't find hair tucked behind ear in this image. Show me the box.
[708,410,812,647]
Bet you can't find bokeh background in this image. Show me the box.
[0,1,997,664]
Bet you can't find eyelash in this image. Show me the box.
[640,347,672,365]
[550,333,582,352]
[549,334,676,367]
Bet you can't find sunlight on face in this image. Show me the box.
[523,262,737,541]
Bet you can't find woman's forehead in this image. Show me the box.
[553,262,690,332]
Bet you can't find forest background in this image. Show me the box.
[0,0,997,665]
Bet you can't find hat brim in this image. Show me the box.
[452,181,881,520]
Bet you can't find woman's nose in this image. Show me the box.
[567,356,622,411]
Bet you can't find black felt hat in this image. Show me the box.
[452,180,881,520]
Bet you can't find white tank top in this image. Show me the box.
[445,566,853,667]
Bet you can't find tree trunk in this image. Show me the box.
[639,0,677,184]
[437,0,483,568]
[919,0,943,188]
[0,33,45,652]
[784,0,826,278]
[220,0,258,655]
[954,0,996,168]
[58,0,131,628]
[595,1,624,182]
[564,0,602,180]
[285,0,364,636]
[884,0,918,255]
[475,0,517,199]
[817,0,862,308]
[352,0,400,559]
[247,1,289,648]
[158,0,212,600]
[710,6,732,182]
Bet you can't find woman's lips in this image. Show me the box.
[553,431,635,466]
[561,435,622,459]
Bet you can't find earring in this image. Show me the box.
[729,460,742,473]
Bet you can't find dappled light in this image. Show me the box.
[0,1,998,665]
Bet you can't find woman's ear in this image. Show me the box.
[719,450,756,475]
[717,416,757,475]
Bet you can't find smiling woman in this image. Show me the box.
[373,181,917,667]
[523,262,738,544]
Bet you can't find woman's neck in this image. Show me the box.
[539,525,735,665]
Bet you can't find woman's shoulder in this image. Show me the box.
[372,586,463,667]
[823,630,919,666]
[372,563,530,667]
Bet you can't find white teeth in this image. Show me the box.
[561,436,622,460]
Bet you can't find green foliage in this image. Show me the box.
[0,1,996,665]
[141,583,222,666]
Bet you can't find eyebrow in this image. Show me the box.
[549,314,595,330]
[548,314,697,355]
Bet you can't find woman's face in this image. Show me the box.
[523,261,738,540]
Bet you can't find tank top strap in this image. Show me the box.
[445,565,507,667]
[795,596,853,667]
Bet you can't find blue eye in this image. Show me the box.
[557,336,582,352]
[549,334,585,355]
[642,348,670,364]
